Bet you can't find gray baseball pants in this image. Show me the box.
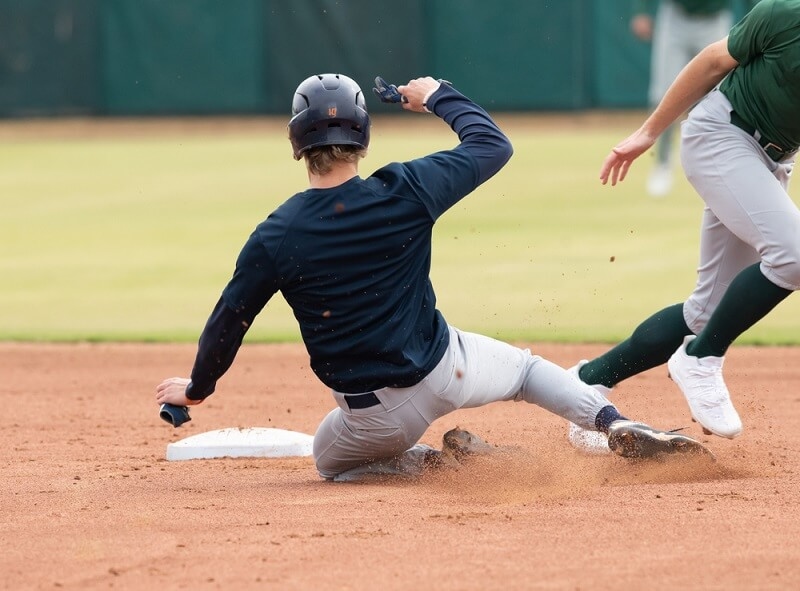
[681,88,800,333]
[312,325,612,479]
[649,1,733,105]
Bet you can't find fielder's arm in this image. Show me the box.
[600,38,738,186]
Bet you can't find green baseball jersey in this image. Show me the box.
[721,0,800,150]
[633,0,733,15]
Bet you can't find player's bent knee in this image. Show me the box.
[763,257,800,291]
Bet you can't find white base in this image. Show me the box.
[166,427,314,461]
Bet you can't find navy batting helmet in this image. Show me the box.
[288,74,370,159]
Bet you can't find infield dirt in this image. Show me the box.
[2,341,799,590]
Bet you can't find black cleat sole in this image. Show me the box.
[608,421,715,461]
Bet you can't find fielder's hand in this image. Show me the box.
[630,14,654,41]
[599,127,657,186]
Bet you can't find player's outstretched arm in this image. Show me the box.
[600,38,737,187]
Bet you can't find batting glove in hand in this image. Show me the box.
[160,403,192,428]
[373,76,408,104]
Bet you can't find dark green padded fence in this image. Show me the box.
[429,1,593,110]
[0,0,759,117]
[102,0,265,114]
[261,0,427,113]
[0,0,99,116]
[591,7,652,108]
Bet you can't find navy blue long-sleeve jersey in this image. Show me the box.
[185,83,513,400]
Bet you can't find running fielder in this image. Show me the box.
[632,0,735,197]
[568,0,799,454]
[156,73,707,479]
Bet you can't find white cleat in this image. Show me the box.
[566,360,612,455]
[667,335,742,439]
[568,421,611,455]
[646,163,673,198]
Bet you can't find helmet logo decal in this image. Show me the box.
[328,106,337,117]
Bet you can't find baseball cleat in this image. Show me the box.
[607,420,714,460]
[667,335,742,439]
[692,417,714,436]
[565,360,613,455]
[646,163,673,198]
[333,444,441,482]
[442,427,493,460]
[568,421,611,455]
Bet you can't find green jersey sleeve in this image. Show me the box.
[726,0,777,65]
[721,0,800,151]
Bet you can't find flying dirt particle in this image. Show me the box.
[322,310,331,318]
[334,203,345,213]
[609,256,616,262]
[455,369,463,379]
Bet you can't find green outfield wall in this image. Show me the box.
[0,0,756,117]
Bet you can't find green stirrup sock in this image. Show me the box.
[687,264,792,359]
[580,303,690,388]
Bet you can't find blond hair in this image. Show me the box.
[303,145,367,175]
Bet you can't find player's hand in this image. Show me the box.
[373,76,443,113]
[599,128,657,186]
[156,377,201,406]
[631,14,653,41]
[397,77,441,113]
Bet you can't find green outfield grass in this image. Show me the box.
[2,114,799,344]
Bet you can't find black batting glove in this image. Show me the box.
[160,403,192,428]
[373,76,408,104]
